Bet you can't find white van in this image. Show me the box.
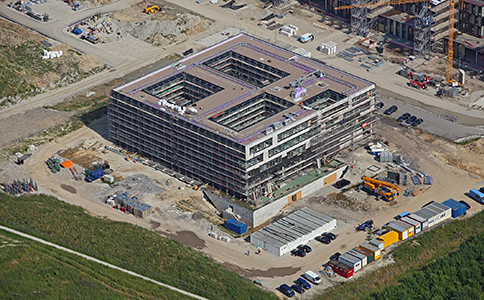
[304,270,322,285]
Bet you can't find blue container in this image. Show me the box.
[72,28,82,35]
[224,219,246,234]
[442,199,466,218]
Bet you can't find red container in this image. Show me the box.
[328,259,354,279]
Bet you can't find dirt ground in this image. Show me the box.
[2,113,484,298]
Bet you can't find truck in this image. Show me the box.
[299,33,314,43]
[469,188,484,204]
[361,176,399,201]
[85,168,103,182]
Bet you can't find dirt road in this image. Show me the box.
[0,225,209,300]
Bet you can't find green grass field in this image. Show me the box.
[0,193,276,300]
[0,229,192,300]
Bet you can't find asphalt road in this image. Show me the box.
[0,225,209,300]
[377,97,484,142]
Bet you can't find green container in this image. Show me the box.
[85,169,91,176]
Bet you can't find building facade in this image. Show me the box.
[108,34,376,202]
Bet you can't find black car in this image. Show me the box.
[459,200,471,211]
[375,102,384,109]
[412,118,423,126]
[333,179,351,189]
[291,284,305,294]
[384,105,398,115]
[291,249,306,257]
[406,116,417,124]
[397,113,411,122]
[324,232,337,240]
[298,244,312,253]
[316,235,331,244]
[329,252,341,261]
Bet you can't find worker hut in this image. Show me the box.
[413,208,439,228]
[348,249,367,267]
[400,216,421,234]
[369,238,384,250]
[407,213,429,230]
[442,199,467,218]
[328,260,353,279]
[388,220,414,240]
[425,202,452,225]
[354,247,374,263]
[359,242,381,260]
[134,203,153,219]
[378,230,399,247]
[338,253,362,272]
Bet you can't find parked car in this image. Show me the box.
[323,232,337,240]
[406,116,417,124]
[422,201,435,208]
[298,244,312,253]
[316,235,331,244]
[397,113,411,122]
[291,284,305,294]
[375,102,384,109]
[279,284,295,297]
[291,249,306,257]
[459,200,471,210]
[411,118,424,126]
[329,252,341,261]
[357,220,374,231]
[296,277,311,290]
[333,179,351,189]
[384,105,398,115]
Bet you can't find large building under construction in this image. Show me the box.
[108,34,376,202]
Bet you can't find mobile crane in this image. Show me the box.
[361,176,399,201]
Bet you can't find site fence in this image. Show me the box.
[0,218,224,300]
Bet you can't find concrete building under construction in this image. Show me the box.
[108,34,376,204]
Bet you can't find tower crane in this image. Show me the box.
[336,0,457,85]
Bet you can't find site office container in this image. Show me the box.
[470,188,484,204]
[408,213,429,230]
[354,247,374,263]
[413,208,439,228]
[377,230,399,248]
[328,259,353,279]
[442,199,466,218]
[393,220,415,238]
[348,249,367,267]
[369,238,384,250]
[338,253,362,272]
[400,216,422,234]
[225,219,247,234]
[360,242,381,260]
[425,203,452,226]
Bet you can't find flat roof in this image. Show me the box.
[115,34,374,145]
[251,207,335,249]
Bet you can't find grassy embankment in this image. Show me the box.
[0,193,277,300]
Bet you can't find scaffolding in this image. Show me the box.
[413,2,432,58]
[351,0,369,37]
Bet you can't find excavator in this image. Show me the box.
[361,176,399,201]
[144,5,161,14]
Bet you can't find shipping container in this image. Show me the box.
[338,253,362,272]
[400,216,422,234]
[387,222,410,241]
[408,213,429,230]
[442,199,466,218]
[369,238,384,250]
[393,220,415,238]
[360,242,381,259]
[348,249,367,267]
[328,259,353,278]
[354,247,374,263]
[225,219,247,235]
[377,230,399,248]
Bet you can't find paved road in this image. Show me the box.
[377,98,484,142]
[0,225,209,300]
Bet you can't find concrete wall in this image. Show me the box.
[205,165,347,227]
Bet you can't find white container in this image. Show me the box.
[103,175,114,183]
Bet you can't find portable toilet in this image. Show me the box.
[408,213,429,230]
[348,249,367,267]
[442,199,466,218]
[400,216,422,234]
[359,242,381,260]
[354,247,374,263]
[377,230,399,248]
[369,238,384,250]
[338,253,362,272]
